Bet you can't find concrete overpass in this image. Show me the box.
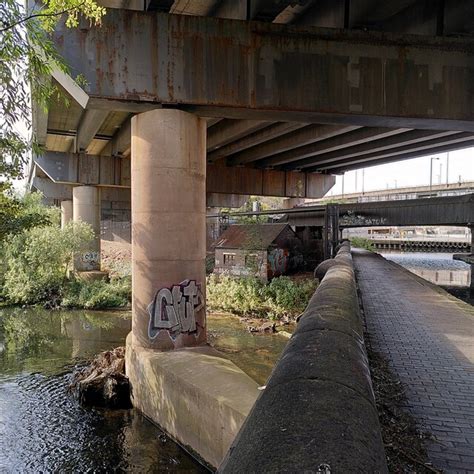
[27,0,474,469]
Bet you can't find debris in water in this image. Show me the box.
[69,347,131,409]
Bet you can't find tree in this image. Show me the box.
[0,190,58,241]
[0,0,105,182]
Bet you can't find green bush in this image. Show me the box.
[62,277,131,309]
[350,236,375,251]
[1,221,94,305]
[206,274,317,319]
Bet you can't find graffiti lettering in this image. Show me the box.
[340,211,388,227]
[80,251,99,265]
[148,280,204,341]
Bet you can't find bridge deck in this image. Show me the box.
[353,250,474,473]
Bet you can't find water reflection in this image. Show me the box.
[0,307,288,472]
[0,307,207,473]
[382,252,471,287]
[207,313,288,386]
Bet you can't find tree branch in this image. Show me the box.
[0,3,84,33]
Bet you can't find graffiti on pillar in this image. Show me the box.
[80,251,99,266]
[148,280,204,341]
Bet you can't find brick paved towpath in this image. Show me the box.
[353,250,474,473]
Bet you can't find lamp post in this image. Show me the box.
[430,157,440,192]
[446,152,450,186]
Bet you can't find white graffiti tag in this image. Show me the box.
[147,280,204,341]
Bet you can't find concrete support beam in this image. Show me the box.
[75,109,109,152]
[207,120,270,152]
[61,200,73,228]
[207,164,335,198]
[258,127,410,169]
[290,130,461,170]
[206,193,248,208]
[32,176,72,200]
[35,151,335,198]
[318,133,474,173]
[207,122,307,163]
[54,11,474,131]
[108,117,132,157]
[73,186,101,272]
[226,125,359,166]
[131,108,207,350]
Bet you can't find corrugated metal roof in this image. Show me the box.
[213,223,289,250]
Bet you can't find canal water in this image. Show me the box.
[0,308,286,472]
[381,251,472,304]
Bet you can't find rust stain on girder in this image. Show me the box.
[50,10,474,129]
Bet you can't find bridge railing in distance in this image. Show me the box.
[219,242,388,474]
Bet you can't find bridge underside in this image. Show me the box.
[31,0,474,205]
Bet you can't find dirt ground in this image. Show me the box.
[101,240,131,276]
[366,344,440,473]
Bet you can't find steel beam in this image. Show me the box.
[226,125,359,166]
[257,127,409,168]
[295,130,461,170]
[207,119,271,151]
[325,140,474,173]
[53,11,474,131]
[207,122,307,162]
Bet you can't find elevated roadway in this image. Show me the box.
[29,0,474,203]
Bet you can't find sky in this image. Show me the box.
[326,147,474,196]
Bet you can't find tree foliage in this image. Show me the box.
[0,0,105,181]
[1,220,95,304]
[0,188,58,241]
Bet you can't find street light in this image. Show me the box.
[430,157,440,192]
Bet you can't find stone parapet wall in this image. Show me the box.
[220,242,388,473]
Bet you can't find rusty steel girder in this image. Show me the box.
[54,10,474,130]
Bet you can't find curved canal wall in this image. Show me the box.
[219,242,388,473]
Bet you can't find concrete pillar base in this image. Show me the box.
[125,334,259,468]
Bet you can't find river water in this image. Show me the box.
[381,251,472,304]
[0,309,286,473]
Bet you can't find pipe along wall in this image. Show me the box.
[219,242,388,473]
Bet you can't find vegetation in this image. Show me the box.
[0,192,131,309]
[206,274,317,320]
[1,0,104,184]
[0,190,58,240]
[350,236,375,251]
[62,277,131,309]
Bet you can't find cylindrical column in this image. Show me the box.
[131,109,207,351]
[61,200,73,228]
[73,186,101,271]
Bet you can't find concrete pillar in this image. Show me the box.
[73,186,101,272]
[60,200,73,228]
[131,109,207,351]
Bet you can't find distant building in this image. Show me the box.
[212,223,302,281]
